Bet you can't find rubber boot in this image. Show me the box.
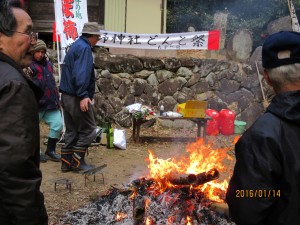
[71,149,94,172]
[40,149,47,163]
[45,138,61,162]
[61,149,73,172]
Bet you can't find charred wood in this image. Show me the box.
[130,177,155,193]
[167,168,220,186]
[168,173,197,185]
[133,195,145,225]
[194,168,220,185]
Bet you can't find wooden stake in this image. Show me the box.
[255,61,266,101]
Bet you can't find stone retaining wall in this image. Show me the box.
[91,47,268,128]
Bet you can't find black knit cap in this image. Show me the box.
[262,31,300,68]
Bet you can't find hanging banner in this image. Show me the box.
[52,22,60,43]
[54,0,88,62]
[97,30,220,50]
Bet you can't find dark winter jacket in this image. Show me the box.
[226,90,300,225]
[0,52,48,224]
[30,57,60,111]
[59,36,95,99]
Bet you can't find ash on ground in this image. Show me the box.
[61,179,235,225]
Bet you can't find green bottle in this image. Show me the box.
[106,123,114,149]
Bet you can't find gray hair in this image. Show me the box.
[266,63,300,91]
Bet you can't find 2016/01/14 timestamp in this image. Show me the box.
[235,189,281,198]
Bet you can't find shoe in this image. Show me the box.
[40,153,47,163]
[45,138,61,162]
[61,149,73,172]
[45,151,61,162]
[71,149,94,172]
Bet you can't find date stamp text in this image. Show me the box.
[235,189,280,198]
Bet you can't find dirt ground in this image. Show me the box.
[39,121,237,225]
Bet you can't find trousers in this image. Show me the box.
[61,93,96,149]
[39,109,63,139]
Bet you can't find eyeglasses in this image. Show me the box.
[11,30,38,42]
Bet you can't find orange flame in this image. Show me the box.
[233,135,240,144]
[130,191,137,200]
[116,212,127,221]
[146,217,154,225]
[187,216,192,225]
[147,138,235,202]
[145,198,151,208]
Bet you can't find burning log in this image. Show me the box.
[168,168,219,186]
[194,168,220,185]
[62,179,234,225]
[168,173,197,185]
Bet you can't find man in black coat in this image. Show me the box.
[226,31,300,225]
[0,1,48,224]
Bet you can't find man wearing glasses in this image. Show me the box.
[0,1,48,224]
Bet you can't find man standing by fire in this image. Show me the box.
[226,31,300,225]
[59,22,100,172]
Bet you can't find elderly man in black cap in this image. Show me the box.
[59,22,101,172]
[226,31,300,225]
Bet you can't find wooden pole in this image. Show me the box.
[287,0,292,18]
[255,61,266,101]
[287,0,300,32]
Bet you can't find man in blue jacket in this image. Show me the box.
[59,22,100,172]
[226,31,300,225]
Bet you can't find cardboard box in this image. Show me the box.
[177,100,207,118]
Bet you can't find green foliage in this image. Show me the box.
[167,0,299,48]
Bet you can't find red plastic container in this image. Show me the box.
[205,109,219,136]
[219,109,236,135]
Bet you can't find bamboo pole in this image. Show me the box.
[287,0,292,19]
[287,0,300,32]
[255,61,269,109]
[255,61,266,101]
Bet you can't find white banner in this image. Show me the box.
[97,30,220,50]
[54,0,88,61]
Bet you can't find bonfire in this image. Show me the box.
[62,137,239,225]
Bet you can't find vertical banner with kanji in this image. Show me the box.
[54,0,88,63]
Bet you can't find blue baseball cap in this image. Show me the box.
[262,31,300,68]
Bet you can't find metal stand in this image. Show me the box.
[81,164,107,186]
[53,178,73,192]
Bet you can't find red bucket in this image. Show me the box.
[205,109,219,136]
[219,109,235,135]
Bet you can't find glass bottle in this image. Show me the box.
[106,123,114,149]
[160,104,164,116]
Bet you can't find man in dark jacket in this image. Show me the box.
[226,31,300,225]
[0,0,48,224]
[59,22,100,172]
